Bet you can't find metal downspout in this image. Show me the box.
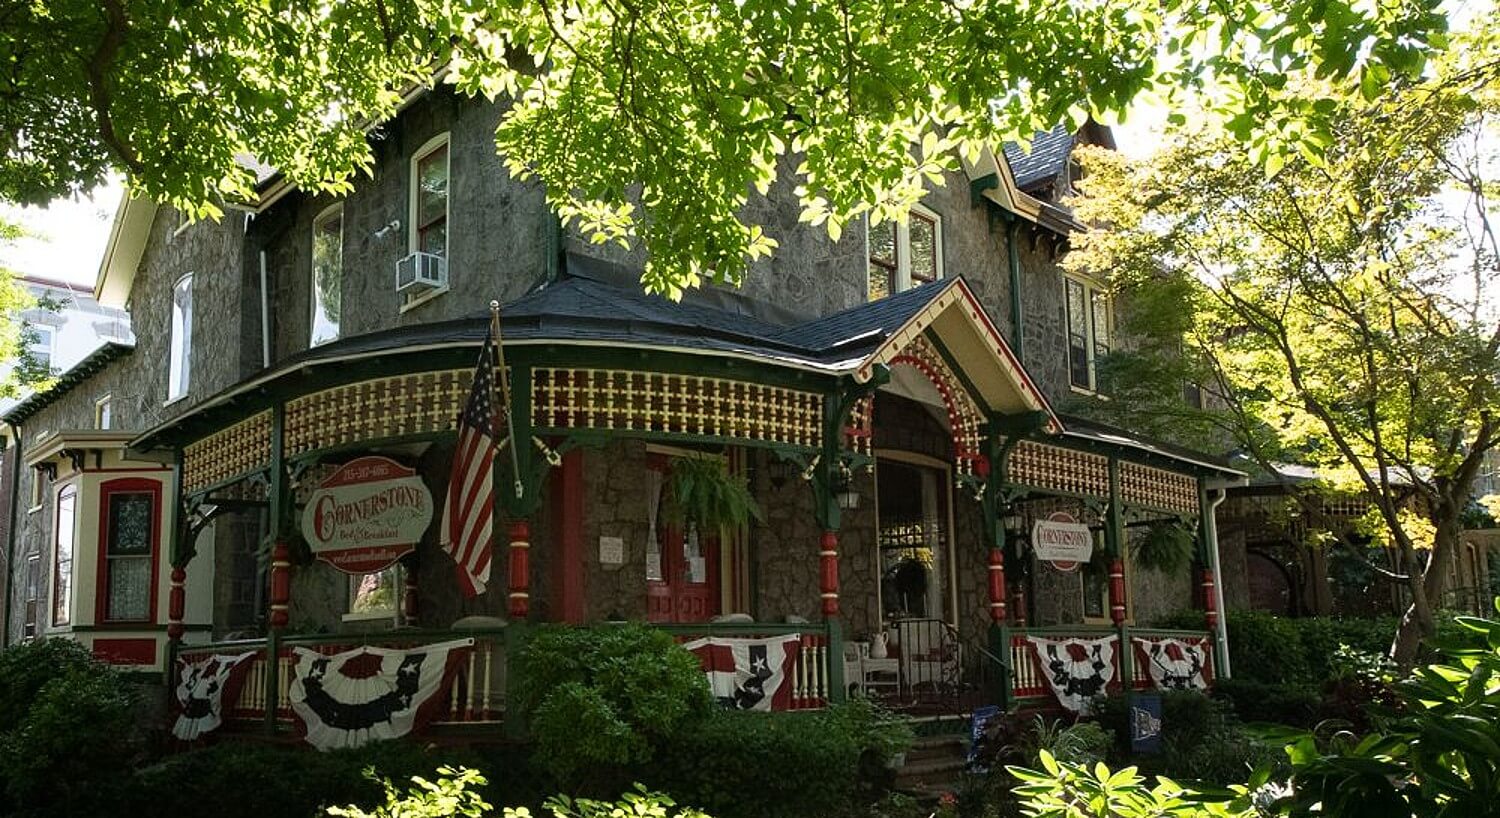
[3,426,23,648]
[1203,487,1231,677]
[1006,217,1025,363]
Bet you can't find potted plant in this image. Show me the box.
[1131,520,1196,573]
[664,454,764,531]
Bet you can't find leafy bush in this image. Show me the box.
[1212,678,1321,727]
[1092,690,1278,783]
[1152,609,1398,688]
[1008,751,1262,818]
[328,766,491,818]
[1029,716,1114,767]
[647,699,910,818]
[0,639,141,817]
[128,740,476,818]
[517,624,712,786]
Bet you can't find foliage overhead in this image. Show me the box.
[1066,17,1500,662]
[1,0,1450,294]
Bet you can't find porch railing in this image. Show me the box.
[174,628,511,733]
[1001,625,1215,708]
[654,620,840,710]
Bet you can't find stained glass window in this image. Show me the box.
[105,492,155,621]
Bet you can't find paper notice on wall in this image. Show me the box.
[646,551,664,581]
[688,556,707,584]
[599,536,625,566]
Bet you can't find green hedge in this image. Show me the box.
[1152,609,1398,686]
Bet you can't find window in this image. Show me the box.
[99,481,160,623]
[22,553,40,640]
[410,136,449,258]
[94,395,113,430]
[311,205,343,346]
[167,274,193,401]
[347,564,400,619]
[52,484,76,627]
[27,466,46,510]
[1065,276,1112,392]
[25,324,54,372]
[867,205,942,301]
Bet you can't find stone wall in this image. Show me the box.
[578,440,653,622]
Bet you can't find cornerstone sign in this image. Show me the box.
[1032,511,1093,572]
[301,456,433,575]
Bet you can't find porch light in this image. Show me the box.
[836,487,861,510]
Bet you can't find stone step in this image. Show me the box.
[893,755,969,782]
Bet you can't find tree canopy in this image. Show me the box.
[1064,19,1500,662]
[1,0,1448,294]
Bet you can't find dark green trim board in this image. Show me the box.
[2,426,22,647]
[969,173,999,206]
[1006,218,1025,365]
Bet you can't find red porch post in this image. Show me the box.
[269,541,291,628]
[819,530,839,616]
[508,520,531,619]
[167,567,187,641]
[987,547,1007,622]
[1109,557,1127,626]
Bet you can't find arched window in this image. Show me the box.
[52,484,77,626]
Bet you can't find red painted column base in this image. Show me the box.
[987,547,1007,623]
[269,542,291,629]
[819,530,839,617]
[167,567,187,641]
[508,520,531,619]
[1109,557,1127,626]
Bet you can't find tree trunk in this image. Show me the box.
[1390,503,1463,667]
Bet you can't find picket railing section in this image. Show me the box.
[173,629,509,732]
[655,621,838,710]
[1003,625,1215,708]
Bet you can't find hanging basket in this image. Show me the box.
[1132,521,1196,574]
[664,455,764,532]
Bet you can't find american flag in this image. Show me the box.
[441,330,500,597]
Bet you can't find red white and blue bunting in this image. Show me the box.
[1133,637,1209,692]
[683,635,801,712]
[172,651,257,741]
[288,638,473,750]
[1026,636,1116,713]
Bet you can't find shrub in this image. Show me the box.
[0,639,141,817]
[517,624,712,787]
[1092,690,1278,783]
[647,699,910,818]
[1152,609,1398,688]
[328,766,491,818]
[1008,751,1261,818]
[1212,678,1321,727]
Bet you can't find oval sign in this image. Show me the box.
[1032,511,1093,572]
[299,456,433,575]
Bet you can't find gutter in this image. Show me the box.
[1202,484,1231,676]
[3,425,22,648]
[1006,217,1024,364]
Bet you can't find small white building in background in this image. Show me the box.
[0,274,134,420]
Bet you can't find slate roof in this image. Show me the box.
[2,342,135,426]
[1002,124,1076,192]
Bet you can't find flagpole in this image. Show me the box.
[489,300,524,500]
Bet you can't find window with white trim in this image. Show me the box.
[52,483,76,627]
[22,552,40,640]
[410,136,449,258]
[27,466,45,510]
[1065,276,1112,392]
[167,274,193,401]
[95,395,113,430]
[867,205,942,301]
[311,205,343,346]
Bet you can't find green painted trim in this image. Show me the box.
[525,344,834,393]
[1118,624,1134,709]
[926,333,995,416]
[264,627,281,734]
[287,431,458,465]
[2,427,22,648]
[1006,219,1025,364]
[969,173,999,207]
[990,623,1012,710]
[1106,458,1123,558]
[69,623,212,634]
[504,621,530,739]
[653,621,828,637]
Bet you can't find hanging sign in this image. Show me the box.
[1032,511,1093,572]
[301,456,433,574]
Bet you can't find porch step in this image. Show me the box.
[894,734,969,798]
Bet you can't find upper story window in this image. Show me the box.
[28,465,46,510]
[410,135,450,258]
[311,205,343,346]
[167,274,193,401]
[25,323,54,373]
[100,480,160,623]
[95,395,113,430]
[1065,276,1112,392]
[52,483,76,627]
[867,205,942,301]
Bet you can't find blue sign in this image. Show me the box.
[966,705,1002,770]
[1130,694,1163,754]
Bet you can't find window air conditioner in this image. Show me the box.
[396,252,448,293]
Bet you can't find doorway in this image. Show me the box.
[875,454,955,625]
[645,453,722,623]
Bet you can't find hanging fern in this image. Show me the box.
[664,455,764,531]
[1131,521,1196,574]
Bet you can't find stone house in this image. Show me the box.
[1,86,1242,742]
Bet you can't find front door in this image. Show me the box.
[645,455,721,623]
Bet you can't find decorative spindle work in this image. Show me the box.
[887,335,986,475]
[1119,462,1198,514]
[530,368,824,450]
[1009,440,1110,498]
[284,369,472,458]
[843,395,874,457]
[182,410,273,494]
